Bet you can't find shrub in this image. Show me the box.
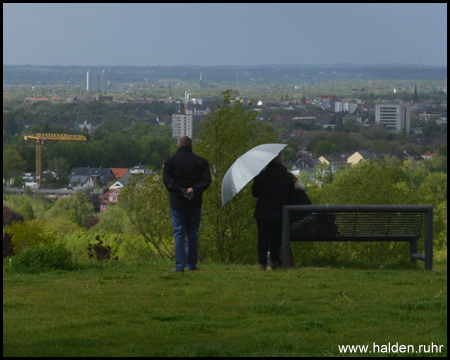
[4,219,58,254]
[87,235,118,261]
[3,232,15,258]
[10,244,77,273]
[3,205,25,257]
[3,205,24,227]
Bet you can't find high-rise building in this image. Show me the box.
[100,70,108,92]
[86,69,108,92]
[335,101,357,114]
[86,70,98,91]
[171,110,193,139]
[375,102,410,132]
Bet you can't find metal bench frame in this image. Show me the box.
[282,205,433,270]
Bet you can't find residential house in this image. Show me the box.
[69,167,116,188]
[292,157,320,175]
[318,154,351,172]
[110,168,129,181]
[347,150,382,166]
[100,181,123,212]
[421,150,434,160]
[129,164,152,175]
[391,151,424,162]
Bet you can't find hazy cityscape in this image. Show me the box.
[3,3,447,357]
[3,63,447,195]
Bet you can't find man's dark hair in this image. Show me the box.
[178,136,193,148]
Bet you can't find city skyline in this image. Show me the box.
[3,3,448,67]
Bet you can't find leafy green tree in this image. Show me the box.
[437,144,447,156]
[43,216,81,237]
[3,112,19,136]
[43,193,93,227]
[424,154,447,173]
[318,160,410,205]
[312,162,333,183]
[119,173,174,259]
[314,140,336,158]
[416,172,447,205]
[42,157,70,188]
[195,90,276,263]
[4,219,58,254]
[90,205,137,235]
[3,148,27,187]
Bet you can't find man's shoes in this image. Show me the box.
[267,261,278,271]
[188,267,200,271]
[258,264,266,271]
[172,268,184,272]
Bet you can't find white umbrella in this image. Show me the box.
[221,143,287,205]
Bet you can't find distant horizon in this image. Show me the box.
[3,63,447,68]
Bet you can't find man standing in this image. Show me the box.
[163,136,211,272]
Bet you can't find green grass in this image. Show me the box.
[3,260,447,357]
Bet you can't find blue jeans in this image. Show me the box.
[171,209,202,271]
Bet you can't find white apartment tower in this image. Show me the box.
[171,110,193,140]
[86,70,98,91]
[375,102,410,132]
[334,101,357,114]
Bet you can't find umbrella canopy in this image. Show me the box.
[221,143,287,205]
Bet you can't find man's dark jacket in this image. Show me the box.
[252,162,295,221]
[163,146,211,210]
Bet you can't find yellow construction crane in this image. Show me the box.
[24,133,87,188]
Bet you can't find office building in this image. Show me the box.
[375,102,410,132]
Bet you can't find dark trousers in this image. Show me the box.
[256,219,282,265]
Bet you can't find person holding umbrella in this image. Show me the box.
[252,151,295,270]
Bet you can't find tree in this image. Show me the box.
[43,193,94,227]
[42,157,70,188]
[119,173,174,259]
[314,140,336,158]
[312,162,332,183]
[3,148,27,187]
[195,90,276,263]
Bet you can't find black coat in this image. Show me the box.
[290,189,312,205]
[252,162,295,221]
[163,146,211,210]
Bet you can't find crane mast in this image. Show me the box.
[24,133,87,188]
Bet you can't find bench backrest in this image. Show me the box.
[285,205,430,242]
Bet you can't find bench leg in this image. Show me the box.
[424,207,433,271]
[282,208,290,268]
[409,239,418,265]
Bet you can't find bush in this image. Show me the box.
[10,244,77,273]
[61,229,158,262]
[3,205,24,227]
[3,232,15,258]
[87,235,118,261]
[4,219,58,254]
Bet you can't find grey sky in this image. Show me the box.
[3,3,447,67]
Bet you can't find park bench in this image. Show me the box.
[281,205,433,270]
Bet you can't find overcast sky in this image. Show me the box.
[3,3,447,67]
